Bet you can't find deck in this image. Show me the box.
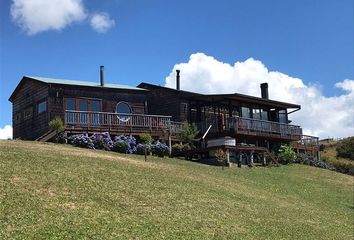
[197,116,303,141]
[64,110,183,139]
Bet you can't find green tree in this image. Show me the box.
[180,121,200,149]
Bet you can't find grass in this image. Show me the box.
[1,140,353,239]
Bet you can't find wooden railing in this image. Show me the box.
[64,110,183,135]
[291,135,319,149]
[197,116,303,140]
[227,117,302,137]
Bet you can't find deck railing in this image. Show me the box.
[197,116,303,139]
[64,110,183,135]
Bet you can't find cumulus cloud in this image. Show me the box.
[165,53,354,139]
[90,12,115,33]
[10,0,115,35]
[0,125,13,140]
[10,0,87,35]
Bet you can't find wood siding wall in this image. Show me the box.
[12,80,49,140]
[145,89,181,121]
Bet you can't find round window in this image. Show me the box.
[116,102,131,121]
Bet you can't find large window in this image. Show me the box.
[261,109,268,121]
[37,100,47,114]
[278,110,287,123]
[252,108,261,120]
[241,107,250,118]
[65,98,101,125]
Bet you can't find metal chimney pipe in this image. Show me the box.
[176,69,180,90]
[260,83,269,99]
[100,65,104,87]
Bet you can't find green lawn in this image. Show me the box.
[0,140,353,239]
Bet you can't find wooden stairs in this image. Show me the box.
[35,130,58,142]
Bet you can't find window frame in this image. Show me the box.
[37,99,47,114]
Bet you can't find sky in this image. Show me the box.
[0,0,353,139]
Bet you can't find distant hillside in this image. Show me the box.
[1,140,353,239]
[320,138,354,175]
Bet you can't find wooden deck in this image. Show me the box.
[197,116,303,141]
[64,110,183,140]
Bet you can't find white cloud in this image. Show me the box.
[165,53,354,139]
[90,12,115,33]
[0,125,13,140]
[10,0,87,35]
[10,0,115,35]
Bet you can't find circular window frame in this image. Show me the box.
[115,101,132,122]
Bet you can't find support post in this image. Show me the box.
[262,155,266,166]
[226,149,230,167]
[238,152,242,168]
[250,151,254,166]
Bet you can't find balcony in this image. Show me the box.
[197,117,303,141]
[64,110,183,137]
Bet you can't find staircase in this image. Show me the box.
[35,130,58,142]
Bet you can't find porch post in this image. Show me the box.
[250,151,254,165]
[226,149,230,166]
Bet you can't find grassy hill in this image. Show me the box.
[1,140,353,239]
[320,139,354,175]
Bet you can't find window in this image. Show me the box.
[37,100,47,114]
[261,109,268,121]
[24,107,33,120]
[278,110,287,123]
[66,99,75,110]
[14,112,21,124]
[252,108,261,120]
[241,107,250,118]
[116,102,131,121]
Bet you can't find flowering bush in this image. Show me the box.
[68,134,95,149]
[112,135,137,154]
[295,153,336,171]
[136,143,152,155]
[151,140,169,157]
[90,132,113,151]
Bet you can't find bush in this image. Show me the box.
[49,117,65,132]
[54,132,67,144]
[214,148,227,168]
[336,137,354,160]
[138,133,152,144]
[69,134,94,149]
[90,132,113,151]
[113,135,137,154]
[112,141,129,153]
[151,140,169,157]
[136,143,151,155]
[278,144,297,164]
[171,143,191,157]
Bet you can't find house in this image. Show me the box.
[9,67,318,161]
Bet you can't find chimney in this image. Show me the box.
[100,65,104,87]
[260,83,268,99]
[176,69,180,90]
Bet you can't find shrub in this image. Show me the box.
[113,135,137,154]
[136,143,151,155]
[172,143,191,157]
[278,144,297,164]
[214,148,227,168]
[151,140,169,157]
[90,132,113,151]
[336,137,354,160]
[180,121,199,149]
[322,156,354,175]
[112,141,129,153]
[49,117,65,132]
[54,132,67,144]
[138,133,152,144]
[69,134,94,149]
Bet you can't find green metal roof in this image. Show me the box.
[26,76,147,91]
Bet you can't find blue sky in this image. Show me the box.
[0,0,353,138]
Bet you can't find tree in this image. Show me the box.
[180,121,200,149]
[49,117,64,132]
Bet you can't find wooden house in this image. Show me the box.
[9,67,318,161]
